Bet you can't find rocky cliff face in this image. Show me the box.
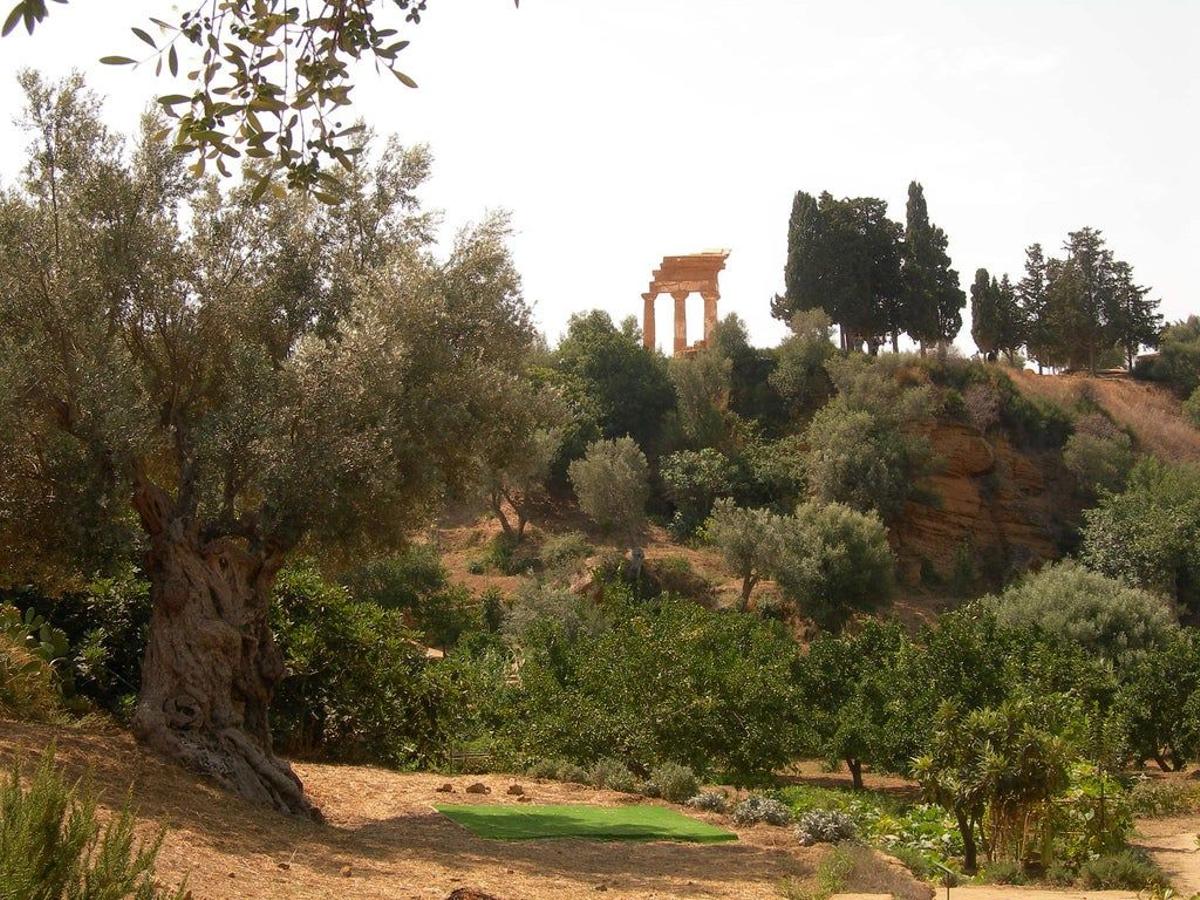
[893,420,1073,586]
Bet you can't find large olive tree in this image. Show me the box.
[0,73,534,816]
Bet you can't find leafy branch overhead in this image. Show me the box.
[2,0,518,202]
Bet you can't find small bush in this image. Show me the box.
[687,790,729,813]
[556,762,589,784]
[794,809,857,845]
[526,758,563,780]
[732,794,793,827]
[539,532,594,576]
[0,747,183,899]
[649,762,699,803]
[590,758,637,793]
[1077,850,1167,890]
[1130,778,1200,817]
[651,556,713,602]
[983,859,1026,885]
[637,780,661,798]
[0,633,61,721]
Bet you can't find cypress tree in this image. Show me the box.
[970,268,1000,359]
[901,181,965,353]
[1105,260,1162,371]
[1017,244,1052,372]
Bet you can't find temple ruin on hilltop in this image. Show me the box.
[641,250,730,356]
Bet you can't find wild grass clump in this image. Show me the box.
[0,747,183,899]
[0,633,61,722]
[1077,849,1167,890]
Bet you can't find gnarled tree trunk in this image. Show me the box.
[130,479,318,819]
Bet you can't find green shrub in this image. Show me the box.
[568,436,650,541]
[0,748,183,899]
[556,762,589,784]
[775,500,894,631]
[988,561,1176,664]
[1077,850,1167,890]
[15,568,149,713]
[270,565,459,767]
[1185,386,1200,428]
[1129,778,1200,817]
[526,758,564,780]
[649,555,713,602]
[589,758,637,793]
[1063,414,1135,497]
[794,809,857,845]
[660,448,736,539]
[340,544,447,609]
[686,790,728,813]
[983,859,1025,885]
[804,400,931,522]
[538,532,594,577]
[649,762,698,803]
[731,794,792,826]
[501,591,801,780]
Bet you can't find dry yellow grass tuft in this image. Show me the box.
[1010,369,1200,464]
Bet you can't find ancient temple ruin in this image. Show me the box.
[641,250,730,356]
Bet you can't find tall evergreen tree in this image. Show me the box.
[1105,260,1162,371]
[970,268,1000,358]
[1017,244,1053,372]
[901,182,965,353]
[1062,227,1115,375]
[775,191,902,353]
[994,274,1024,363]
[779,191,823,317]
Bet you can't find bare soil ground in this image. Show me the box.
[1133,814,1200,896]
[0,718,931,900]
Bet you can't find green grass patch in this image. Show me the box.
[436,803,737,843]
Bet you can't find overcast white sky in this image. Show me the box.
[1,0,1197,353]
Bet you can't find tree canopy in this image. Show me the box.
[2,0,517,198]
[0,72,534,814]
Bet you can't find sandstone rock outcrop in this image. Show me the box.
[893,420,1069,585]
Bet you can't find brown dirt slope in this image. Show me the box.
[1011,369,1200,464]
[0,718,932,900]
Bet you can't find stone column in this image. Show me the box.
[671,291,689,356]
[701,292,719,345]
[642,293,656,351]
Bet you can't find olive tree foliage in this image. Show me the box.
[668,347,732,451]
[477,382,566,543]
[988,562,1176,664]
[568,437,649,547]
[1081,458,1200,611]
[0,74,535,816]
[3,0,517,197]
[768,307,834,419]
[805,354,934,521]
[775,501,894,631]
[704,499,787,611]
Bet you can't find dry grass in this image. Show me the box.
[0,718,839,899]
[1010,370,1200,463]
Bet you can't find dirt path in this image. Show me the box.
[1134,815,1200,896]
[1,719,845,900]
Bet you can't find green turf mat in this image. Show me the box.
[436,803,737,843]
